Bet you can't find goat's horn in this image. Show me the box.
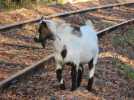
[39,16,45,24]
[41,16,44,20]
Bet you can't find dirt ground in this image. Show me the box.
[0,0,133,25]
[0,3,134,81]
[0,0,134,100]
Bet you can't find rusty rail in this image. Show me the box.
[0,2,134,89]
[0,2,134,31]
[0,54,54,89]
[97,18,134,36]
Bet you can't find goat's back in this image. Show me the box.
[80,25,98,64]
[61,25,98,64]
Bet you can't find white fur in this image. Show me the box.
[45,19,99,78]
[89,66,96,78]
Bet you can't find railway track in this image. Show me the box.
[0,2,134,31]
[0,1,134,99]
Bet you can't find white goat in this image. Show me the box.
[35,19,99,91]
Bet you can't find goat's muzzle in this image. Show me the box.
[33,37,46,48]
[34,37,41,43]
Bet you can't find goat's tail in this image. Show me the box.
[85,20,95,29]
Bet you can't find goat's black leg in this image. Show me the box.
[71,64,78,91]
[56,63,65,90]
[77,64,83,87]
[87,59,95,91]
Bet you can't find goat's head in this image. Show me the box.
[34,19,66,48]
[34,19,55,48]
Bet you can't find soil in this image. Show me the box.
[0,1,134,100]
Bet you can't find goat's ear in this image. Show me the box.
[39,19,45,24]
[41,16,44,20]
[38,16,44,24]
[45,20,57,33]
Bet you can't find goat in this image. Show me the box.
[34,19,99,91]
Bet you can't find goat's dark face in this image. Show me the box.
[34,21,54,48]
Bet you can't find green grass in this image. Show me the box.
[111,25,134,79]
[112,58,134,79]
[0,0,55,11]
[112,35,126,47]
[125,27,134,47]
[102,20,116,26]
[112,27,134,48]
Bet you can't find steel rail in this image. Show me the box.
[0,17,41,31]
[0,54,54,89]
[46,2,134,19]
[0,2,134,31]
[97,18,134,36]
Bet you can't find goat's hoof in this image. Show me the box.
[34,37,40,42]
[60,84,65,90]
[77,83,81,87]
[71,84,78,91]
[86,84,93,91]
[71,89,75,91]
[71,87,77,91]
[86,87,92,91]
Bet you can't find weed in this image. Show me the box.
[112,58,134,79]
